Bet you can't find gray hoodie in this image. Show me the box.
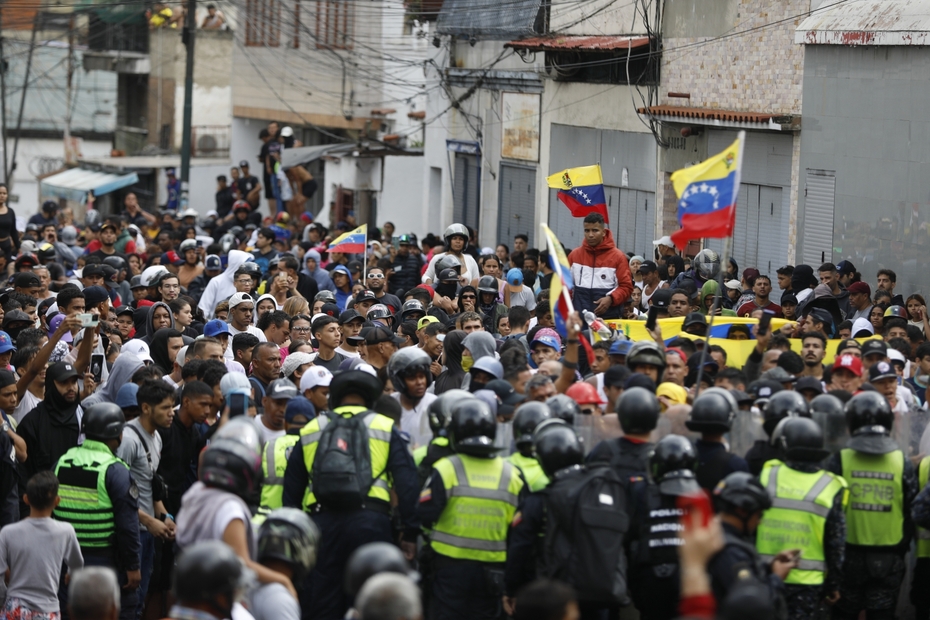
[82,352,145,407]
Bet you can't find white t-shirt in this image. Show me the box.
[13,390,40,425]
[225,324,267,360]
[392,392,436,449]
[256,417,286,444]
[334,346,360,359]
[249,583,300,620]
[508,286,537,311]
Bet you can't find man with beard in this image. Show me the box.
[18,362,82,479]
[389,348,437,449]
[798,332,826,381]
[88,221,127,263]
[366,267,401,314]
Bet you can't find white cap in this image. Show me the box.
[176,345,189,368]
[887,348,907,365]
[300,366,333,391]
[45,302,59,318]
[122,339,154,364]
[180,208,199,219]
[653,235,675,248]
[228,292,254,310]
[724,279,742,291]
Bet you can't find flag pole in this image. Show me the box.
[363,224,368,285]
[691,131,744,397]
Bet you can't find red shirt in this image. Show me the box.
[736,299,782,318]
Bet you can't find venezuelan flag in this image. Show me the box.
[547,165,609,223]
[543,224,596,364]
[670,132,744,247]
[327,224,367,254]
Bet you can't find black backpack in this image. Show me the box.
[544,464,631,605]
[311,411,384,510]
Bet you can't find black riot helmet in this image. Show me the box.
[314,290,336,305]
[388,348,433,398]
[366,304,393,326]
[650,435,700,496]
[257,508,320,583]
[513,402,551,452]
[616,387,660,434]
[775,416,830,462]
[400,299,426,322]
[533,419,584,478]
[810,393,847,453]
[344,542,414,598]
[82,403,126,441]
[448,398,497,457]
[845,391,897,455]
[199,439,263,501]
[712,471,772,515]
[174,541,246,617]
[685,387,737,433]
[427,389,471,434]
[546,394,581,424]
[763,390,810,436]
[329,370,383,410]
[477,276,498,295]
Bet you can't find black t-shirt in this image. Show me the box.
[236,175,260,196]
[313,351,346,374]
[88,249,128,263]
[215,187,235,217]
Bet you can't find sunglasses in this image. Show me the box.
[367,273,385,279]
[461,295,476,300]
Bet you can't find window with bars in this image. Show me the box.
[314,0,354,50]
[245,0,281,47]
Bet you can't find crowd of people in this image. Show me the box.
[0,184,927,620]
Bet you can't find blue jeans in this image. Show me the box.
[136,530,155,619]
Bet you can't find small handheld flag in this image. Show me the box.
[327,224,368,254]
[546,165,609,223]
[669,132,744,248]
[542,223,595,365]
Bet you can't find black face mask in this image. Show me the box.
[522,270,537,289]
[436,281,458,298]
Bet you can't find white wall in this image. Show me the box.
[11,138,113,216]
[380,155,426,235]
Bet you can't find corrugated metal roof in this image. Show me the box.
[505,35,652,51]
[437,0,543,39]
[638,105,777,123]
[796,0,930,46]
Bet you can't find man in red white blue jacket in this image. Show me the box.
[567,213,634,320]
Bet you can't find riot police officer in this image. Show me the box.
[282,369,420,620]
[825,391,917,620]
[54,403,140,620]
[171,541,248,620]
[546,394,581,423]
[345,542,416,600]
[417,398,525,619]
[910,453,930,619]
[708,471,791,619]
[627,434,701,620]
[686,388,750,490]
[809,394,848,455]
[745,390,810,475]
[256,398,314,522]
[251,508,320,620]
[588,387,659,479]
[757,417,847,620]
[414,389,471,485]
[626,341,667,384]
[508,401,551,491]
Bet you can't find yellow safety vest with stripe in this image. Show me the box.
[756,460,848,585]
[430,454,523,563]
[840,448,904,546]
[414,437,450,466]
[918,456,930,558]
[255,434,301,523]
[507,452,550,492]
[53,440,128,548]
[298,405,394,511]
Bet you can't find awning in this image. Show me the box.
[281,143,354,169]
[637,105,800,131]
[796,0,930,46]
[40,168,139,203]
[506,35,652,52]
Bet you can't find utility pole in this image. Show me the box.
[0,9,8,184]
[64,13,75,164]
[179,0,196,210]
[9,13,39,193]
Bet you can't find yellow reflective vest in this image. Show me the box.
[507,452,549,492]
[840,448,904,546]
[918,456,930,558]
[431,454,523,563]
[255,434,301,523]
[757,460,847,585]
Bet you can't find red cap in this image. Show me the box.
[566,382,606,405]
[666,347,687,363]
[848,281,871,296]
[833,354,863,377]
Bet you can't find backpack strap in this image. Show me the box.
[123,424,155,473]
[362,412,390,493]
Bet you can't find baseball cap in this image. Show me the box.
[12,272,40,289]
[532,328,562,350]
[365,326,404,346]
[609,340,633,356]
[285,398,316,423]
[506,268,523,287]
[795,376,824,395]
[652,235,675,248]
[130,275,147,290]
[836,260,856,276]
[847,281,871,296]
[743,268,760,282]
[724,279,742,292]
[650,289,672,309]
[267,378,299,400]
[121,339,153,364]
[747,379,782,401]
[836,339,861,356]
[166,167,176,176]
[807,308,833,326]
[485,379,526,406]
[239,159,250,167]
[83,286,109,307]
[100,221,118,233]
[888,348,907,367]
[2,311,31,329]
[282,352,316,380]
[531,335,561,352]
[320,303,341,317]
[47,362,79,383]
[228,292,254,310]
[115,383,139,409]
[162,251,185,266]
[205,254,222,271]
[338,309,364,325]
[0,332,14,354]
[861,339,888,359]
[300,366,334,391]
[417,316,439,330]
[48,314,73,343]
[638,260,658,273]
[354,290,377,304]
[869,360,897,382]
[833,355,862,377]
[203,319,231,337]
[683,312,707,328]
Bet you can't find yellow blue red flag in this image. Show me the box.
[542,224,573,338]
[669,132,744,247]
[546,165,609,223]
[327,224,367,254]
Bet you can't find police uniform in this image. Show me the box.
[282,405,420,620]
[587,436,653,479]
[695,440,750,491]
[415,435,454,487]
[757,459,847,620]
[418,453,525,620]
[54,439,141,620]
[507,452,549,492]
[708,521,787,617]
[826,447,917,620]
[254,431,301,524]
[745,439,783,477]
[911,456,930,619]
